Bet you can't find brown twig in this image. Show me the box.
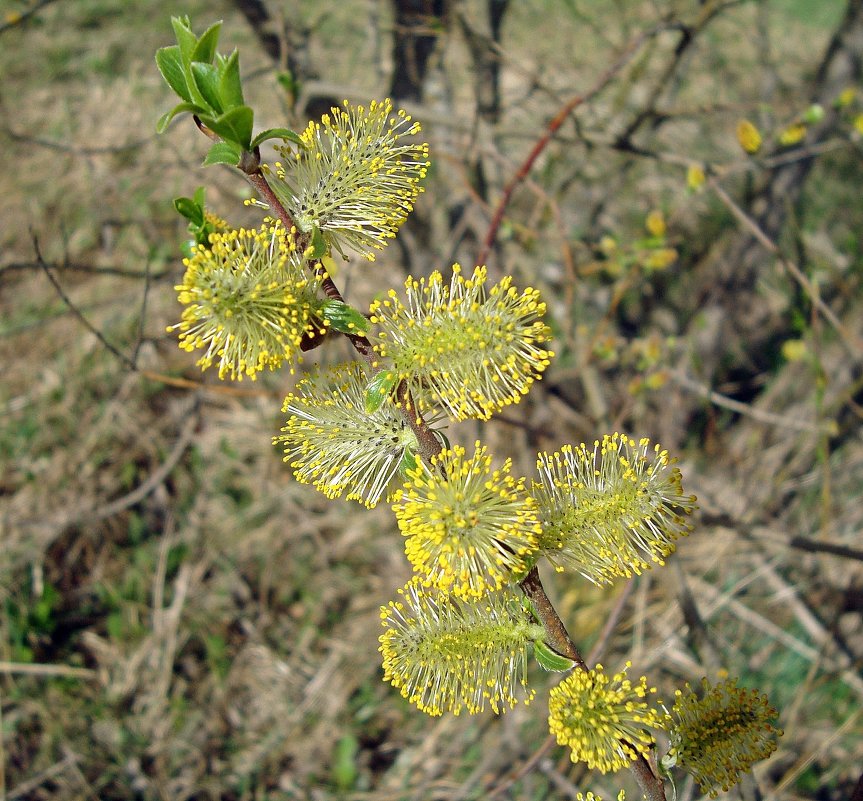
[587,578,636,666]
[519,566,585,669]
[0,0,61,35]
[670,370,834,434]
[0,662,96,679]
[33,235,138,371]
[789,536,863,563]
[0,260,169,280]
[487,578,641,799]
[475,23,668,268]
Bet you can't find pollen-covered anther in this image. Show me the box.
[548,662,664,773]
[369,264,554,421]
[378,579,542,716]
[531,432,697,584]
[393,440,540,598]
[662,677,782,797]
[276,362,442,508]
[168,221,324,381]
[267,98,429,261]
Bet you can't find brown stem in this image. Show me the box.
[630,754,667,801]
[395,382,443,463]
[519,566,586,669]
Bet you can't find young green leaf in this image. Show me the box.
[365,369,398,413]
[319,300,370,335]
[216,49,244,109]
[276,70,300,99]
[190,62,223,114]
[308,225,327,258]
[399,448,419,477]
[190,20,222,64]
[250,127,305,149]
[155,45,191,102]
[173,196,204,225]
[533,640,577,672]
[203,140,242,166]
[156,102,208,134]
[201,105,253,149]
[171,16,197,62]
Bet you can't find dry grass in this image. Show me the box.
[1,0,861,799]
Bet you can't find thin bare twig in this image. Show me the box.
[789,536,863,562]
[476,23,665,267]
[0,662,96,679]
[0,0,61,35]
[0,260,168,280]
[587,578,636,666]
[670,370,834,434]
[6,754,78,801]
[2,123,152,155]
[132,257,153,365]
[709,178,863,357]
[33,236,137,371]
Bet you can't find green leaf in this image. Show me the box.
[533,640,576,672]
[201,105,254,149]
[318,300,370,335]
[173,196,204,225]
[399,448,419,477]
[191,61,223,114]
[803,103,825,124]
[191,20,222,64]
[171,16,197,62]
[364,370,398,414]
[193,186,206,207]
[156,101,207,133]
[433,430,451,451]
[218,49,244,109]
[250,127,304,149]
[308,225,327,259]
[203,140,242,166]
[180,239,197,259]
[155,45,191,102]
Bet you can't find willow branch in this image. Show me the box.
[240,128,666,801]
[519,566,585,668]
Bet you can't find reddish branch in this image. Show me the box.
[475,24,666,268]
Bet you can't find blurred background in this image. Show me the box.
[1,0,862,799]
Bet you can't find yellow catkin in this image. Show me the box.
[548,663,664,773]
